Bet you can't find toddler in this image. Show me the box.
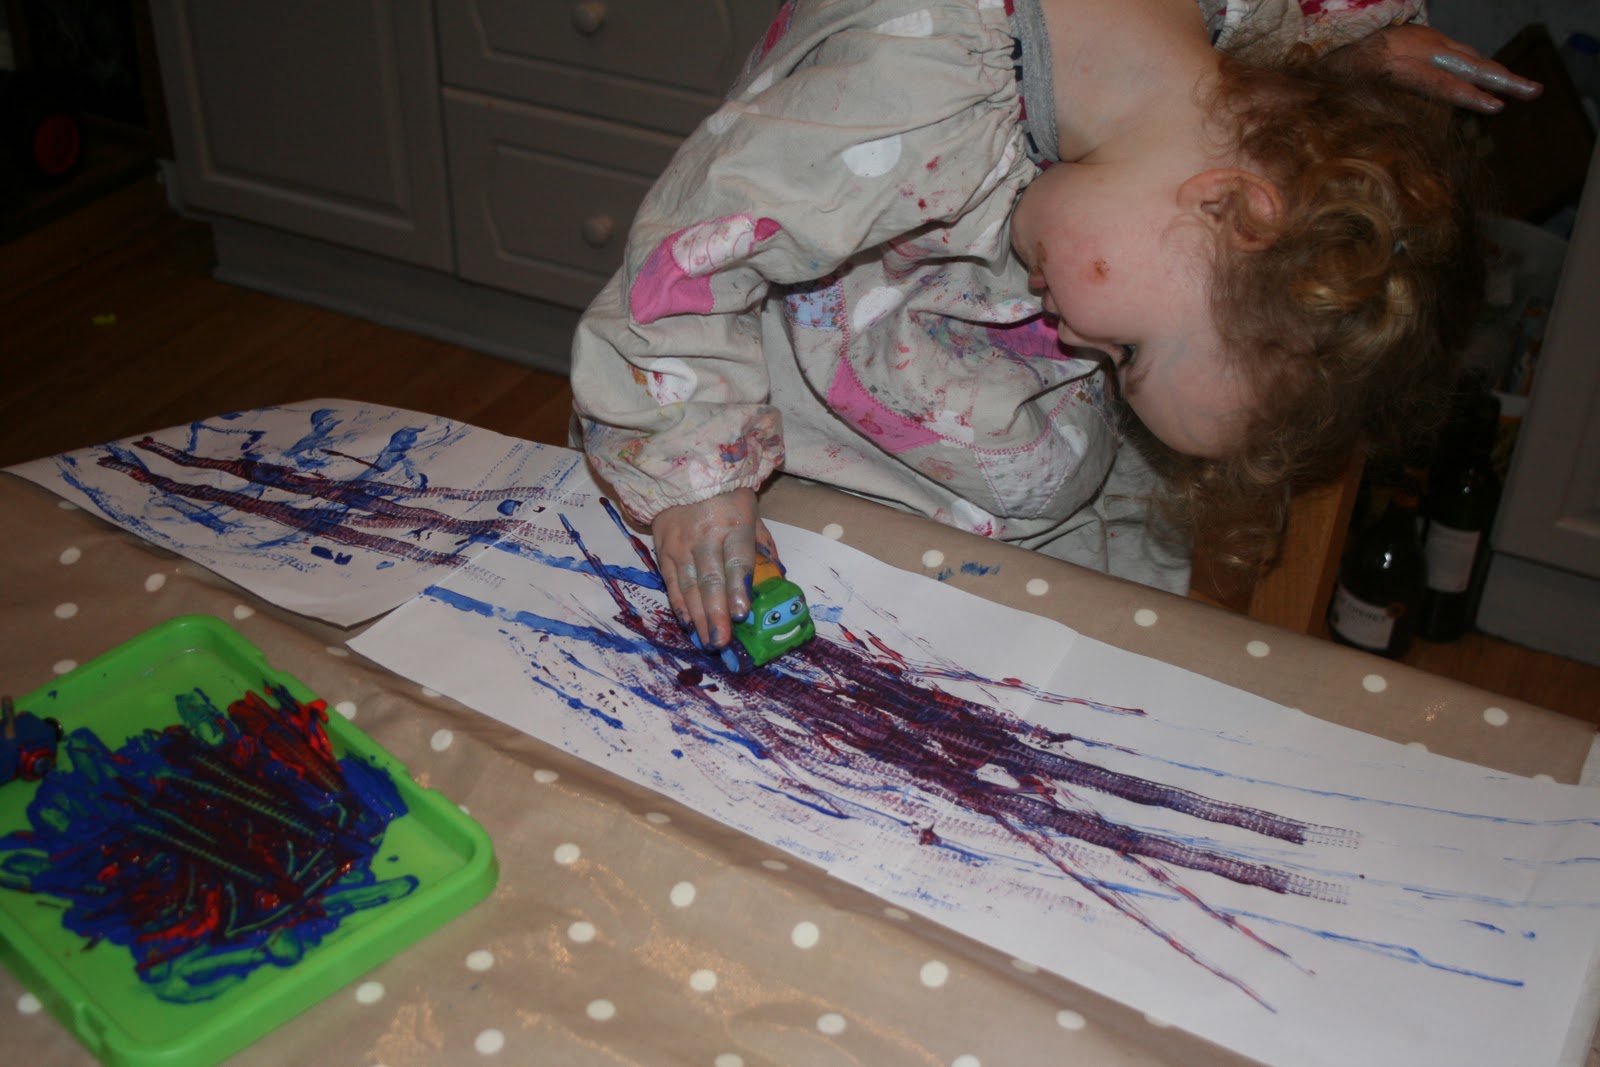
[571,0,1537,651]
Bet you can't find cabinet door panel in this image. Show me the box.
[439,0,775,135]
[151,0,452,269]
[1494,140,1600,579]
[444,89,680,309]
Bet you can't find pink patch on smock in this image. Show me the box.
[632,240,713,323]
[630,215,783,325]
[757,2,796,62]
[826,356,940,454]
[1301,0,1388,12]
[985,317,1070,362]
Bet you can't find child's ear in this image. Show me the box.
[1179,169,1283,250]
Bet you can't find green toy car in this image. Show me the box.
[696,555,815,673]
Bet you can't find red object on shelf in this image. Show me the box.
[32,111,81,177]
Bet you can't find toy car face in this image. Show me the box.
[731,576,815,669]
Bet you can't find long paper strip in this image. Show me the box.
[7,401,585,625]
[352,469,1600,1067]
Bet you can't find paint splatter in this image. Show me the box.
[92,434,551,568]
[420,499,1358,1007]
[0,686,414,1003]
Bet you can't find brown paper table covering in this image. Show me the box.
[4,469,1597,1067]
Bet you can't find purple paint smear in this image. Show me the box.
[426,499,1361,1008]
[89,434,550,567]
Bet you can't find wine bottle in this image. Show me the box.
[1417,391,1502,642]
[1328,487,1427,658]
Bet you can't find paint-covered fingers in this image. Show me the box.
[753,518,780,568]
[1426,51,1542,112]
[690,539,735,648]
[721,542,754,631]
[650,488,761,651]
[1327,25,1542,113]
[658,555,697,643]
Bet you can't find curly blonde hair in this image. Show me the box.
[1144,52,1486,580]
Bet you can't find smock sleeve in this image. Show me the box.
[1202,0,1427,56]
[570,1,1026,525]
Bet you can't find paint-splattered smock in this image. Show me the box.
[571,0,1425,593]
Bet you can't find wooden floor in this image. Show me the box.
[4,178,1598,726]
[0,179,576,465]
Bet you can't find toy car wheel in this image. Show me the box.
[719,643,756,674]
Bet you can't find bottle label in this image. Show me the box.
[1424,522,1480,594]
[1329,585,1397,650]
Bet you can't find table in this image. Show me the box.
[4,468,1598,1067]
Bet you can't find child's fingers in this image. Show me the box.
[722,525,759,625]
[661,555,703,645]
[753,518,779,564]
[690,540,733,648]
[1427,51,1542,110]
[1437,78,1509,114]
[650,488,763,652]
[1435,52,1542,99]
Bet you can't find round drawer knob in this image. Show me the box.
[582,214,616,248]
[571,1,607,35]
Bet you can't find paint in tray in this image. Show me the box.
[0,615,497,1067]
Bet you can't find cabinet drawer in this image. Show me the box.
[438,0,775,135]
[444,88,681,309]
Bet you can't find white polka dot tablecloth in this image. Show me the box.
[5,470,1599,1067]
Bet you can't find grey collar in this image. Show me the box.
[1010,0,1061,164]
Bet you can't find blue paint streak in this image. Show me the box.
[423,585,658,658]
[523,668,625,729]
[487,538,663,591]
[809,604,845,624]
[1224,908,1525,987]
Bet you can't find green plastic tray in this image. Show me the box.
[0,615,497,1067]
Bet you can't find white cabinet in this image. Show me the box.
[436,1,768,135]
[436,1,771,307]
[148,1,775,370]
[1477,140,1600,666]
[441,94,681,311]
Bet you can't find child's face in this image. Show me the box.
[1010,162,1254,460]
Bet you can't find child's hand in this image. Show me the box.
[651,488,776,651]
[1334,25,1542,113]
